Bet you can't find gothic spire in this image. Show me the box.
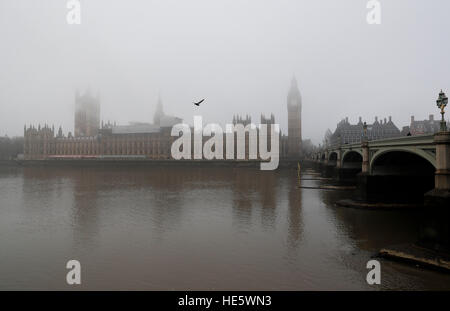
[287,75,302,107]
[154,93,165,125]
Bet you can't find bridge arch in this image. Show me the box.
[342,150,363,169]
[328,151,338,165]
[370,148,436,175]
[369,148,436,201]
[342,149,362,160]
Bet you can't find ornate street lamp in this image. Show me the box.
[436,89,448,132]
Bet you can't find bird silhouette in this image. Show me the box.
[194,99,205,106]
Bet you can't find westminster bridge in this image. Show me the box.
[310,131,450,206]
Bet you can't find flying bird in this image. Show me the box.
[194,99,205,106]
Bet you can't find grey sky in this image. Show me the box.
[0,0,449,144]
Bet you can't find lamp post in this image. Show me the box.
[436,90,448,132]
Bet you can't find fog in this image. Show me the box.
[0,0,449,144]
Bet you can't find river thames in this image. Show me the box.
[0,164,449,290]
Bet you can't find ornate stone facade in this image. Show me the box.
[24,92,181,160]
[403,115,450,136]
[329,116,401,146]
[24,83,298,160]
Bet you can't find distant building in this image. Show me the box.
[24,111,287,161]
[74,89,100,137]
[24,78,302,161]
[403,115,449,136]
[229,113,287,160]
[24,91,182,160]
[232,114,252,127]
[329,116,401,146]
[0,136,24,160]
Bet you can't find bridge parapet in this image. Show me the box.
[367,134,435,148]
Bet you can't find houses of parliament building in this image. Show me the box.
[24,79,303,161]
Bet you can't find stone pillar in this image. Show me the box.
[356,139,371,202]
[434,132,450,191]
[361,140,370,174]
[425,131,450,207]
[423,131,450,249]
[336,149,342,168]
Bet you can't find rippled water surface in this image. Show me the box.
[0,164,449,290]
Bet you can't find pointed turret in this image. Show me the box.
[153,94,165,126]
[287,76,302,107]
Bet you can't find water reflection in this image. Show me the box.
[0,164,449,290]
[319,188,422,251]
[287,175,303,251]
